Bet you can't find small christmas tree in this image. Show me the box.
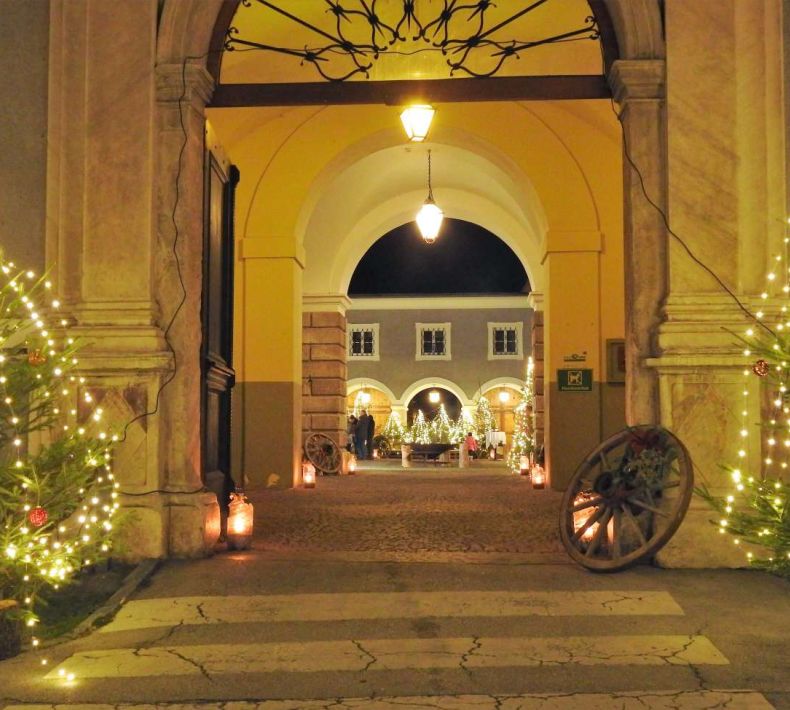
[472,396,496,447]
[430,404,454,444]
[507,358,536,474]
[408,409,432,444]
[0,260,118,634]
[380,410,405,447]
[452,408,475,444]
[696,241,790,577]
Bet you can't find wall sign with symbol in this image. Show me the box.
[558,368,593,392]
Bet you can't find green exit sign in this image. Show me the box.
[558,368,593,392]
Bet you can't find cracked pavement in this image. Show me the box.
[0,467,788,709]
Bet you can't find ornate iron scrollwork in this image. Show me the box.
[227,0,599,82]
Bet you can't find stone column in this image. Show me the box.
[302,294,350,450]
[650,0,785,566]
[238,238,305,489]
[608,59,666,427]
[45,1,219,559]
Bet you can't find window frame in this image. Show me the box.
[487,321,524,360]
[347,323,380,361]
[415,322,452,361]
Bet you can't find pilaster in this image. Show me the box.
[238,238,304,488]
[608,58,666,426]
[45,1,219,559]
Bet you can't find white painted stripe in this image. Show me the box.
[4,692,774,710]
[101,591,684,633]
[46,635,728,679]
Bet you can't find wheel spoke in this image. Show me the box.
[621,504,647,546]
[598,449,610,470]
[571,503,607,543]
[571,495,604,512]
[611,507,622,559]
[658,480,680,490]
[585,507,612,557]
[628,496,670,518]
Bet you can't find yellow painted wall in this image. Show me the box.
[206,98,624,488]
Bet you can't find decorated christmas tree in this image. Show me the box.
[380,410,405,446]
[696,248,789,577]
[507,358,536,475]
[430,404,454,444]
[408,409,432,444]
[452,408,475,444]
[0,260,118,635]
[471,396,496,447]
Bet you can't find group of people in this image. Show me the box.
[347,410,376,459]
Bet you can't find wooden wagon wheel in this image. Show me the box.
[559,425,693,572]
[304,433,342,475]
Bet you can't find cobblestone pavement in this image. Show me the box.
[248,463,567,563]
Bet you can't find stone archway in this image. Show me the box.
[150,0,665,552]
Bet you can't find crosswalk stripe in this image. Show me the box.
[2,692,775,710]
[100,591,684,633]
[46,634,727,679]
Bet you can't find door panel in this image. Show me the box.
[201,136,239,517]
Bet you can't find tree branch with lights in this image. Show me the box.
[0,260,120,642]
[696,240,790,577]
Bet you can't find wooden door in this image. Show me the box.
[201,140,239,515]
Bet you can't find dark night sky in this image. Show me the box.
[348,218,530,295]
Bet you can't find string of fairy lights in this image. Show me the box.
[0,260,120,675]
[719,218,790,566]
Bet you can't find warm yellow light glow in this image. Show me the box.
[416,199,443,243]
[400,104,435,141]
[428,390,441,403]
[303,462,317,488]
[498,390,510,403]
[226,493,254,550]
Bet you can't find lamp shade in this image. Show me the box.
[416,199,443,243]
[400,105,435,141]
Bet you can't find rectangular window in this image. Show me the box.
[416,322,451,360]
[348,324,379,360]
[488,322,523,360]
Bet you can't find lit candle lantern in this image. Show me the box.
[348,455,357,473]
[226,492,254,550]
[373,449,379,459]
[519,455,529,476]
[303,461,316,488]
[531,465,546,489]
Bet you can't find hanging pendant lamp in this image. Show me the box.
[416,149,443,244]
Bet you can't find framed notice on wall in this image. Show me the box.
[606,339,626,383]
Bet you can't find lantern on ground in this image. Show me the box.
[349,455,357,473]
[488,447,496,460]
[226,492,254,550]
[519,455,529,476]
[303,461,316,488]
[373,448,379,459]
[531,465,546,489]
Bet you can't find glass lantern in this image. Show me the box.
[226,492,254,550]
[303,461,316,488]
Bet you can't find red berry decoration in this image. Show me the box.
[28,507,48,527]
[27,350,47,366]
[753,359,770,377]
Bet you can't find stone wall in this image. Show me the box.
[302,311,347,448]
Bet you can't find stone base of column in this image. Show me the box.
[655,499,747,569]
[119,491,220,561]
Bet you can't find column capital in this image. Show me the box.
[527,292,544,311]
[156,63,215,105]
[240,237,306,268]
[608,59,665,104]
[303,293,352,315]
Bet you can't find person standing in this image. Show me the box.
[366,411,376,459]
[355,410,369,459]
[346,415,357,453]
